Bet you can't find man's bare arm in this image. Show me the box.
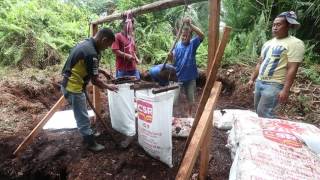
[278,62,300,103]
[91,75,118,92]
[248,57,262,88]
[112,49,134,62]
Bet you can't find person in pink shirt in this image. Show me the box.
[112,14,140,80]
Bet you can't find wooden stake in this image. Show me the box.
[199,122,212,180]
[181,26,231,159]
[176,82,221,180]
[207,0,220,75]
[89,23,103,118]
[91,0,207,25]
[13,96,65,156]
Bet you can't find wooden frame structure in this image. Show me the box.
[13,0,232,179]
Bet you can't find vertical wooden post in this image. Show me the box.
[199,122,212,180]
[90,23,103,116]
[176,82,221,180]
[207,0,220,75]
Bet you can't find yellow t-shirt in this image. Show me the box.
[66,59,88,93]
[257,36,305,84]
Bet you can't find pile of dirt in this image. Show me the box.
[0,69,61,135]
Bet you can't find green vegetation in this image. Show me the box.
[222,0,320,83]
[0,0,319,83]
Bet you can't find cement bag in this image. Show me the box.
[228,116,320,180]
[107,83,135,136]
[136,89,174,167]
[214,109,257,130]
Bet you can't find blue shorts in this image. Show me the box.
[116,69,140,80]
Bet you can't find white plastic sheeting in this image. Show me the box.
[43,110,94,129]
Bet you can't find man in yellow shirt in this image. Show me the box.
[248,11,305,118]
[61,28,118,152]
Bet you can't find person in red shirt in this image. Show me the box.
[112,15,140,80]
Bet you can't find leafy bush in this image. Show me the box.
[0,0,91,67]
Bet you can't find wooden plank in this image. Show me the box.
[207,0,220,75]
[182,26,231,158]
[199,122,212,180]
[93,86,102,115]
[176,82,221,180]
[91,0,207,25]
[152,84,179,94]
[13,96,65,156]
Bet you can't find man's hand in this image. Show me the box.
[124,53,136,62]
[247,79,255,89]
[107,84,118,92]
[278,89,289,104]
[167,52,174,62]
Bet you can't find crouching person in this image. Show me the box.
[61,28,118,152]
[145,64,177,86]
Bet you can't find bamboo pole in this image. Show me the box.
[207,0,221,75]
[176,82,221,179]
[13,96,65,156]
[91,0,207,25]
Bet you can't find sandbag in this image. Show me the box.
[228,116,320,180]
[136,89,174,167]
[214,109,257,130]
[107,83,135,136]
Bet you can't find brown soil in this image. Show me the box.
[0,64,318,180]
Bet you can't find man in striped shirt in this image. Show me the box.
[248,11,305,118]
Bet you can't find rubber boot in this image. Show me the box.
[120,135,135,149]
[83,135,105,152]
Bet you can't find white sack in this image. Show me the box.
[136,89,174,167]
[107,83,135,136]
[228,116,320,180]
[172,117,194,137]
[214,109,257,130]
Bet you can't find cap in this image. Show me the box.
[277,11,300,29]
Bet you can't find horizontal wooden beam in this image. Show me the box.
[91,0,207,25]
[176,82,222,180]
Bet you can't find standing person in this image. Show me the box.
[248,11,305,118]
[112,13,140,79]
[168,17,204,117]
[61,28,118,152]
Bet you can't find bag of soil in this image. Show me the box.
[136,89,174,167]
[107,83,135,136]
